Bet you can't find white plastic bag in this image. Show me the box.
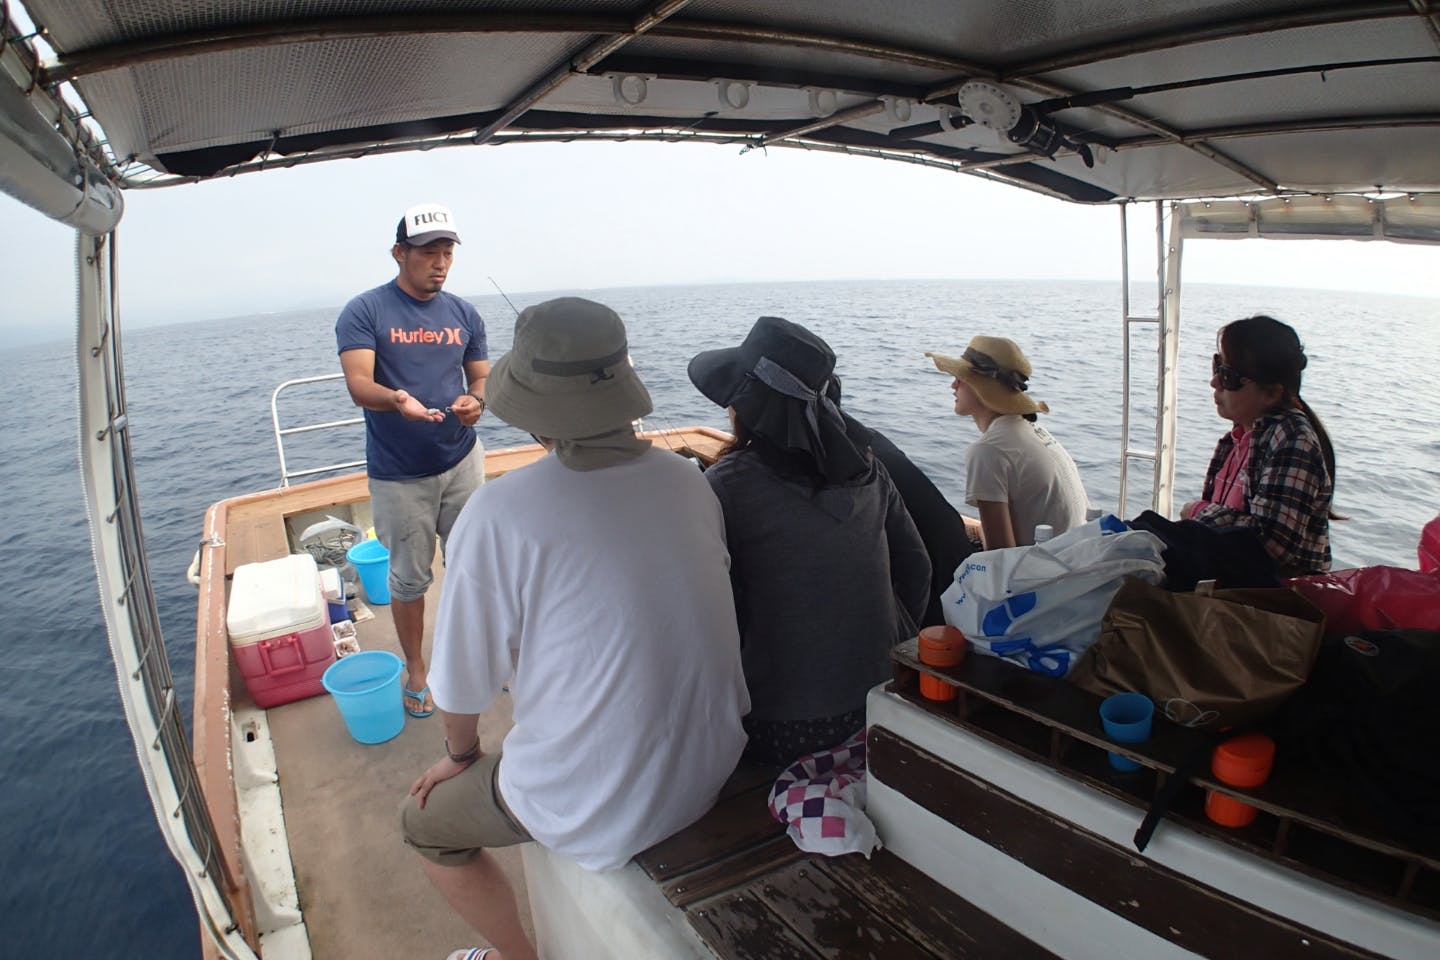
[940,515,1166,676]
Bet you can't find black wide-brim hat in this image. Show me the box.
[688,316,874,485]
[688,316,836,406]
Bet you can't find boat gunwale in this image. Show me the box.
[888,641,1440,919]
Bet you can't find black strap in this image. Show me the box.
[1133,737,1212,852]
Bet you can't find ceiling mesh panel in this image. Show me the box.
[30,0,637,50]
[12,0,1440,199]
[74,32,581,158]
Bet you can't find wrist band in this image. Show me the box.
[469,393,486,411]
[445,737,482,764]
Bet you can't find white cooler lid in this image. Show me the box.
[228,553,327,645]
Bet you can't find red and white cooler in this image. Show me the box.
[227,553,336,708]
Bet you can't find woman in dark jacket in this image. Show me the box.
[1180,315,1338,575]
[689,316,930,765]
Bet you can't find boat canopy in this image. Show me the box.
[3,0,1440,233]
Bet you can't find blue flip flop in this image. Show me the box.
[403,685,434,718]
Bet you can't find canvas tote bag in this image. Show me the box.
[1070,578,1326,729]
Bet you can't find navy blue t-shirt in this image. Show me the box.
[336,280,488,481]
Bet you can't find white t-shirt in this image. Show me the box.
[429,447,750,871]
[965,415,1088,545]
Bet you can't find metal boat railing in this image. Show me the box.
[181,374,365,586]
[270,373,365,488]
[75,229,257,959]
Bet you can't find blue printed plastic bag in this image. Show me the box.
[940,515,1166,676]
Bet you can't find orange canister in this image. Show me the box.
[917,625,965,701]
[1204,733,1276,828]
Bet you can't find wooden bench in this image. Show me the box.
[633,761,1057,959]
[632,634,1440,957]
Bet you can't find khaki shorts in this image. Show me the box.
[370,442,484,602]
[401,752,532,866]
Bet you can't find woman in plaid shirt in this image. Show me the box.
[1180,315,1338,575]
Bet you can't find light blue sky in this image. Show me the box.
[3,140,1437,344]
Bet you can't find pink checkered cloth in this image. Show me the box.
[766,729,880,858]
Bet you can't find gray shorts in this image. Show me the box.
[401,752,532,866]
[369,442,484,602]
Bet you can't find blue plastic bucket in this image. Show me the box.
[346,538,391,605]
[321,650,404,744]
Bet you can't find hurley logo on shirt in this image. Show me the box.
[391,327,463,345]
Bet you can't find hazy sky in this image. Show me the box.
[3,139,1438,343]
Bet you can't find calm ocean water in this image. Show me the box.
[1,279,1435,955]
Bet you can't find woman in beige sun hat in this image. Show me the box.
[926,335,1089,549]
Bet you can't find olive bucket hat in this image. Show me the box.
[486,297,653,440]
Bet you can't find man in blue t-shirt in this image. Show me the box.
[336,202,489,719]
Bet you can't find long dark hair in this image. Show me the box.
[1219,315,1341,519]
[718,414,830,486]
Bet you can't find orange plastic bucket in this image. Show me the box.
[917,625,965,701]
[1205,791,1258,827]
[1212,732,1276,787]
[1205,733,1276,827]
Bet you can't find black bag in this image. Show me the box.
[1127,510,1280,591]
[1267,629,1440,849]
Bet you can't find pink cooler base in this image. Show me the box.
[232,619,336,709]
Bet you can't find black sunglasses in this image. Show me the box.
[1211,353,1252,391]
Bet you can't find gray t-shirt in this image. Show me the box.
[965,415,1089,544]
[705,452,931,723]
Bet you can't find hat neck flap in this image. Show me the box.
[553,426,650,471]
[735,355,871,484]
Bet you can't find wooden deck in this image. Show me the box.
[193,428,731,960]
[632,759,1057,959]
[685,852,1059,960]
[255,569,532,958]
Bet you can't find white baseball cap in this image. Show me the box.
[395,203,461,245]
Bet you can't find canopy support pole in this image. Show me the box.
[1117,201,1182,518]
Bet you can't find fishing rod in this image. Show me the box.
[489,276,520,317]
[427,279,519,420]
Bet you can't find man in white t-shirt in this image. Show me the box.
[402,298,750,960]
[926,336,1089,547]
